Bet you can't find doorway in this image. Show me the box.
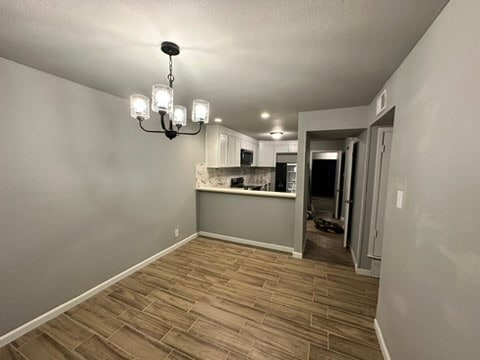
[305,141,359,265]
[310,151,341,218]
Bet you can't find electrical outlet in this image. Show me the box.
[174,229,179,238]
[396,190,404,209]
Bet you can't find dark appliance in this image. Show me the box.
[240,149,253,166]
[275,163,287,192]
[230,177,263,191]
[230,177,245,188]
[275,163,297,193]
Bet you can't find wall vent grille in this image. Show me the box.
[376,89,387,116]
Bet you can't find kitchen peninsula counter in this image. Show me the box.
[196,187,296,254]
[196,186,296,199]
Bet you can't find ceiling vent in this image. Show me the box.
[376,89,387,116]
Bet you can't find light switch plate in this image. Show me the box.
[396,190,404,209]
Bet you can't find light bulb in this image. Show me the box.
[152,84,173,114]
[261,112,270,119]
[130,94,150,120]
[172,105,187,127]
[192,99,210,123]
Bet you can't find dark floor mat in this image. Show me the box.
[314,217,344,234]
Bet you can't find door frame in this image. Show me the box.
[343,138,359,248]
[309,150,342,216]
[368,127,393,259]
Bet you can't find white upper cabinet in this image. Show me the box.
[257,143,275,167]
[205,125,297,168]
[257,140,298,167]
[288,142,298,153]
[205,125,259,168]
[275,143,289,153]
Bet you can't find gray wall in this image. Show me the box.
[310,139,345,152]
[370,0,480,358]
[294,106,368,252]
[0,58,204,336]
[198,191,295,248]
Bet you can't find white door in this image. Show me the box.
[334,151,343,219]
[369,128,393,258]
[343,139,358,248]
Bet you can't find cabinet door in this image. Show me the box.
[258,144,275,167]
[252,144,259,166]
[235,138,242,166]
[227,135,236,167]
[275,144,289,154]
[218,133,228,167]
[288,142,298,153]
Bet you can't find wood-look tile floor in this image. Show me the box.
[0,237,382,360]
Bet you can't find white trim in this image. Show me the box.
[350,247,373,277]
[355,127,371,265]
[368,127,393,258]
[374,318,392,360]
[0,232,198,347]
[292,252,303,259]
[196,187,296,199]
[355,267,373,276]
[199,231,294,254]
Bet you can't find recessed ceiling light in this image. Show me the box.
[270,131,283,140]
[261,112,270,119]
[214,118,222,123]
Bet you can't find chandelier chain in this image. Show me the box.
[167,55,175,88]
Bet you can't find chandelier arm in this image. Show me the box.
[177,123,203,136]
[159,112,168,131]
[138,119,167,134]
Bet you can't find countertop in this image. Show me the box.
[196,187,296,199]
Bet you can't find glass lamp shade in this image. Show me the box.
[172,105,187,127]
[192,99,210,123]
[152,84,173,114]
[130,94,150,120]
[270,131,283,140]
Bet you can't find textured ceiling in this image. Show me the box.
[0,0,448,140]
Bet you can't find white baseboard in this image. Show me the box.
[0,232,198,347]
[350,247,373,277]
[374,318,391,360]
[292,252,303,259]
[199,231,294,254]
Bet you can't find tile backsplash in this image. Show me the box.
[196,163,275,188]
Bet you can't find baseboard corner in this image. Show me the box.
[0,232,199,347]
[374,318,391,360]
[292,252,303,259]
[350,247,374,277]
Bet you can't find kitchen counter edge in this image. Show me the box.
[196,187,296,199]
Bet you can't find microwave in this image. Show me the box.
[240,149,254,166]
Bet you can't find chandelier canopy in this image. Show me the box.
[130,41,210,140]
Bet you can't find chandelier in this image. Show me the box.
[129,41,210,140]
